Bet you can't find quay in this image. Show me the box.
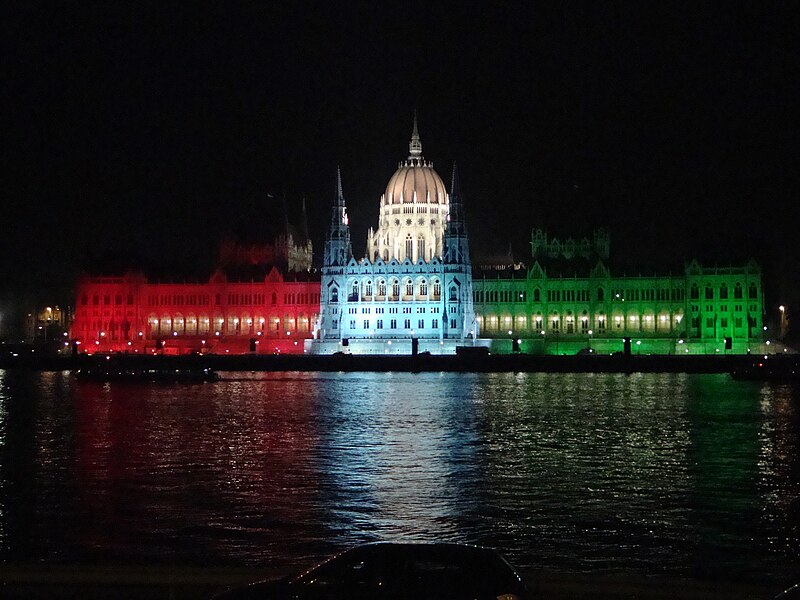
[0,348,791,374]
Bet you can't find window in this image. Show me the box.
[419,279,428,296]
[418,237,425,260]
[597,288,604,302]
[378,280,386,297]
[364,280,372,297]
[432,280,441,299]
[349,319,356,329]
[705,286,713,300]
[449,286,457,302]
[363,319,370,329]
[690,284,699,300]
[432,318,438,328]
[405,234,413,259]
[418,319,424,329]
[734,283,743,299]
[351,281,359,301]
[404,319,411,329]
[533,288,540,302]
[390,319,397,329]
[597,316,606,333]
[377,319,383,329]
[405,280,413,296]
[392,280,400,298]
[748,283,757,299]
[721,318,728,328]
[706,317,714,328]
[719,284,728,299]
[330,287,338,303]
[450,318,457,328]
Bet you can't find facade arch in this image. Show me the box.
[186,313,197,335]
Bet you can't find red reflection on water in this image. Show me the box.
[70,376,322,565]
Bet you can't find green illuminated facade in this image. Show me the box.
[473,229,764,355]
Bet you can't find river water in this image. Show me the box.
[0,370,798,584]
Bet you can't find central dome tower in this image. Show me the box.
[367,115,450,263]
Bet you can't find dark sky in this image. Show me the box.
[3,2,798,305]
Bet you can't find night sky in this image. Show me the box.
[4,3,798,309]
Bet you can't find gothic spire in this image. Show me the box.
[336,165,345,206]
[444,161,470,265]
[324,166,352,267]
[408,110,422,160]
[299,195,310,242]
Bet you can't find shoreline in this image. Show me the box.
[0,351,779,373]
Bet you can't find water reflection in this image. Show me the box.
[0,371,796,583]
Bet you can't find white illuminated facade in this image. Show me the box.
[309,117,481,355]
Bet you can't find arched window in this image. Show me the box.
[271,292,277,305]
[330,287,338,303]
[719,284,728,299]
[705,285,713,300]
[432,279,441,299]
[391,279,400,299]
[351,281,359,301]
[748,283,757,299]
[734,282,743,299]
[449,285,457,302]
[690,284,699,300]
[597,287,604,302]
[533,288,540,302]
[405,234,413,260]
[405,279,414,296]
[364,280,372,297]
[377,280,386,297]
[418,237,426,261]
[419,279,428,296]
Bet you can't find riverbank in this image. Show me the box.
[0,350,788,373]
[0,563,780,599]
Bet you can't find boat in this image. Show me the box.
[730,356,800,382]
[75,367,219,383]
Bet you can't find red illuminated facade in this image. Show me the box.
[70,230,320,355]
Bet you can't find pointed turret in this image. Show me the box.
[299,195,310,243]
[323,167,352,267]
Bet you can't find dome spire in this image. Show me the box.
[408,110,423,161]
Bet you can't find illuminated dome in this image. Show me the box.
[382,117,448,205]
[367,115,451,263]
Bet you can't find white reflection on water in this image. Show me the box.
[0,370,797,583]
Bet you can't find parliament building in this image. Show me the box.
[69,117,766,355]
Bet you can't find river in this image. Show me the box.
[0,370,797,585]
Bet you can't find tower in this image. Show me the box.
[442,162,478,340]
[317,168,352,341]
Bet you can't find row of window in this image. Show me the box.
[340,280,458,302]
[340,318,458,330]
[81,291,320,307]
[689,282,758,300]
[392,206,440,214]
[475,287,685,304]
